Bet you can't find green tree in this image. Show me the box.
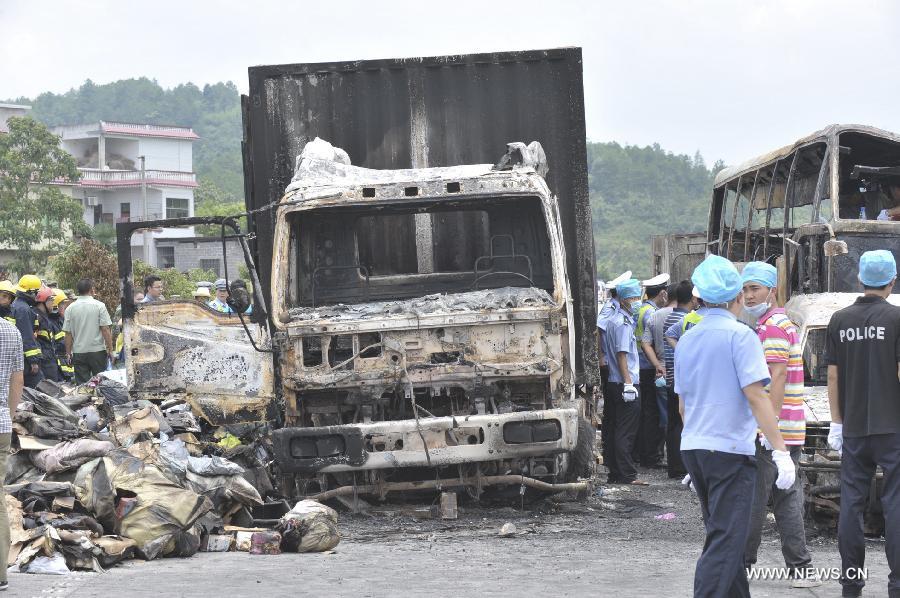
[193,179,245,236]
[0,117,88,273]
[132,261,217,299]
[50,239,119,315]
[90,222,117,250]
[588,141,724,280]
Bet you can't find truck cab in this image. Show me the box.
[118,140,593,499]
[269,140,590,496]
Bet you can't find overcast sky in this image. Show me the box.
[2,0,899,165]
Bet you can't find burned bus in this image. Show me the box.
[706,124,900,527]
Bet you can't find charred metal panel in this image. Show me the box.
[125,302,276,425]
[243,47,598,385]
[272,408,578,474]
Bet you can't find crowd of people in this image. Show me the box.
[138,275,251,315]
[598,251,899,598]
[0,273,253,393]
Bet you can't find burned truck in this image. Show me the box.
[117,48,599,499]
[703,124,900,529]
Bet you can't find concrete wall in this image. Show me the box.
[154,237,244,278]
[137,137,192,172]
[0,105,31,131]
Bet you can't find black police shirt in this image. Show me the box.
[825,295,900,437]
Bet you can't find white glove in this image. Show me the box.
[772,449,796,490]
[622,384,638,402]
[759,434,773,451]
[828,422,843,456]
[681,474,696,493]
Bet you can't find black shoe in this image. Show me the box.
[0,581,8,591]
[841,586,862,597]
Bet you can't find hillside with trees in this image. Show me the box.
[9,79,723,280]
[588,142,723,280]
[9,78,244,199]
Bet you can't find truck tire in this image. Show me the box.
[566,416,597,481]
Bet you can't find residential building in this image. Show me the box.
[154,237,244,279]
[0,102,31,132]
[53,121,199,266]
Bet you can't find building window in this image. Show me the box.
[199,259,220,277]
[166,197,189,219]
[119,202,131,223]
[157,246,175,269]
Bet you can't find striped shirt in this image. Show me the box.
[757,308,806,445]
[0,319,24,433]
[662,307,688,387]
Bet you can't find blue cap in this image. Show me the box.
[741,261,777,288]
[691,255,742,303]
[858,250,897,287]
[615,278,642,300]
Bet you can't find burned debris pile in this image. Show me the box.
[7,376,338,574]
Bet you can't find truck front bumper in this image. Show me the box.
[272,408,578,474]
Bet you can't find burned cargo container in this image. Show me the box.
[118,48,598,499]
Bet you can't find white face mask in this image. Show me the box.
[743,290,772,319]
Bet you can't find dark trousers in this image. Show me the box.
[682,449,757,598]
[744,443,811,569]
[72,350,107,384]
[666,387,686,477]
[41,358,60,383]
[634,368,663,466]
[24,365,44,389]
[602,381,641,483]
[839,432,900,597]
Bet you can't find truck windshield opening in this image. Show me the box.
[288,195,555,307]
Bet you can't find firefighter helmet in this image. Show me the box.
[0,281,15,297]
[51,289,69,308]
[16,274,42,293]
[36,287,54,303]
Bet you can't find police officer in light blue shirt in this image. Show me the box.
[597,271,632,397]
[675,255,796,598]
[600,278,645,485]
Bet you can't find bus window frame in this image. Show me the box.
[762,158,783,259]
[811,145,831,224]
[718,181,738,255]
[740,169,761,262]
[725,174,755,261]
[724,174,742,258]
[780,150,800,239]
[783,142,828,232]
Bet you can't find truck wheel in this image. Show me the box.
[566,416,597,481]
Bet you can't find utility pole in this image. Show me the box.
[139,155,150,265]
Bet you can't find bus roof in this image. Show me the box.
[713,124,900,187]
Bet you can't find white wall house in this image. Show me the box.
[53,121,199,267]
[0,103,32,132]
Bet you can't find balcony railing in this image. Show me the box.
[78,168,198,188]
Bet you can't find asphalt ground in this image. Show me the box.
[6,466,891,597]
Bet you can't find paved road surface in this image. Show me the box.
[7,469,891,597]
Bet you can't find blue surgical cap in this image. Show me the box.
[858,250,897,287]
[691,255,742,304]
[615,278,642,300]
[741,261,777,288]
